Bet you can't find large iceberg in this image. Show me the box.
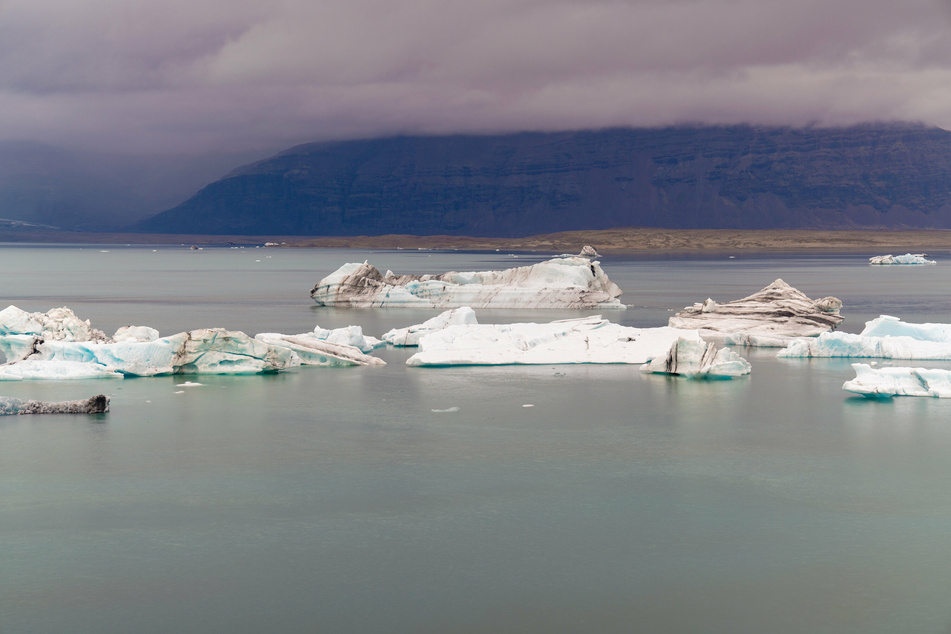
[310,256,624,309]
[405,316,701,366]
[843,363,951,398]
[382,308,479,346]
[869,253,936,265]
[640,338,751,378]
[0,394,109,415]
[778,315,951,359]
[668,279,844,346]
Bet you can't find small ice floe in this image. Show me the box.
[382,307,478,346]
[843,363,951,398]
[0,394,109,415]
[431,406,461,413]
[406,316,701,366]
[174,390,184,394]
[641,338,751,379]
[778,315,951,359]
[668,279,843,346]
[522,404,534,408]
[176,381,203,387]
[869,253,936,265]
[255,327,385,366]
[310,256,624,309]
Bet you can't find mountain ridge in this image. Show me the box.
[134,124,951,236]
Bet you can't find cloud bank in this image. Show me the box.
[2,0,950,152]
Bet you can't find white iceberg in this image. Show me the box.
[310,256,624,309]
[640,338,751,378]
[668,279,844,346]
[382,307,479,346]
[777,315,951,359]
[0,394,110,415]
[405,316,701,366]
[0,305,109,343]
[869,253,936,265]
[6,329,298,379]
[254,333,385,367]
[843,363,951,398]
[310,325,382,352]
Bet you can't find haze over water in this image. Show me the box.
[2,245,951,633]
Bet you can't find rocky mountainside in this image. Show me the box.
[134,124,951,236]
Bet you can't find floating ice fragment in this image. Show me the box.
[310,256,624,309]
[778,316,951,359]
[641,338,751,378]
[382,307,478,346]
[406,316,701,366]
[255,332,385,366]
[0,394,109,415]
[669,279,843,345]
[431,406,461,413]
[843,363,951,398]
[868,253,935,265]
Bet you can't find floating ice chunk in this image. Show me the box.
[431,406,461,413]
[668,279,843,345]
[843,363,951,398]
[255,333,385,366]
[641,338,751,378]
[113,325,160,342]
[0,359,123,380]
[28,329,297,377]
[0,394,109,414]
[382,307,479,346]
[310,256,624,309]
[0,334,42,363]
[0,305,109,342]
[406,316,701,366]
[777,331,951,359]
[868,253,936,265]
[311,324,382,352]
[859,315,951,342]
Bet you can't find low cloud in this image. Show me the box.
[2,0,950,153]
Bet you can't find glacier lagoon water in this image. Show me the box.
[3,245,951,633]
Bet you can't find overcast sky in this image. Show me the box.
[2,0,951,154]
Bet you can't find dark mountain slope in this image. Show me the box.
[134,124,951,236]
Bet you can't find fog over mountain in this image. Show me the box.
[135,124,951,237]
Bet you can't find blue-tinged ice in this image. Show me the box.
[869,253,936,265]
[641,338,751,378]
[778,315,951,359]
[844,363,951,398]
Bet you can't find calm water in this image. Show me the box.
[2,245,951,633]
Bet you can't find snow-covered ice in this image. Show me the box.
[405,316,701,366]
[255,332,385,366]
[668,279,844,345]
[843,363,951,398]
[382,307,478,346]
[778,315,951,359]
[641,338,751,378]
[0,394,110,415]
[0,306,108,343]
[310,256,624,309]
[868,253,936,265]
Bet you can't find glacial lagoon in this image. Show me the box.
[3,245,951,633]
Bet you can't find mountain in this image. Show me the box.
[0,142,266,231]
[134,124,951,236]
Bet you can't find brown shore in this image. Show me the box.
[4,227,951,253]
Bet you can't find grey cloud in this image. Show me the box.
[1,0,949,152]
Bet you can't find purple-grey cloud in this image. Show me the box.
[1,0,950,153]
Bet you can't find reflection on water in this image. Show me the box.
[3,247,951,633]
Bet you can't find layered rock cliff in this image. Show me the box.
[135,124,951,236]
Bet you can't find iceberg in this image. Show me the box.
[869,253,936,265]
[668,279,844,345]
[843,363,951,398]
[0,306,109,344]
[405,316,701,366]
[254,333,385,366]
[778,315,951,359]
[310,256,624,309]
[0,394,110,415]
[640,338,751,378]
[310,325,382,352]
[382,307,479,346]
[6,329,298,379]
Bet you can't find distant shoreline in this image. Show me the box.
[3,228,951,253]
